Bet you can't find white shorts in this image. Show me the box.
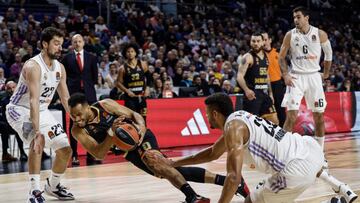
[6,104,70,151]
[281,72,327,112]
[250,136,324,203]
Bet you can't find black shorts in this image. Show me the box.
[124,95,147,117]
[243,90,276,116]
[124,129,160,175]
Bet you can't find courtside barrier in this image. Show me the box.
[67,92,358,154]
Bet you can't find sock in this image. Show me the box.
[214,174,226,186]
[49,171,63,190]
[29,174,40,192]
[319,170,344,191]
[180,183,197,201]
[314,136,325,150]
[176,167,205,183]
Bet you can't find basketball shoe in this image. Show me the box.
[44,178,74,200]
[235,178,250,198]
[27,190,45,203]
[185,195,210,203]
[334,184,358,203]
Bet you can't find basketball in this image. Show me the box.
[112,123,140,151]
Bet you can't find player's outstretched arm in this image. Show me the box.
[172,135,226,167]
[71,126,113,160]
[219,120,245,203]
[57,64,71,114]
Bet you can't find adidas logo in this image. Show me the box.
[181,109,210,136]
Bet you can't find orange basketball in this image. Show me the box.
[112,123,140,151]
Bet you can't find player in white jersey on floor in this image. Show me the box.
[6,27,74,203]
[279,6,333,150]
[172,93,357,203]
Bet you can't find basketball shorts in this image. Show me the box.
[243,90,276,116]
[125,129,160,175]
[281,72,327,112]
[6,104,70,151]
[124,95,147,117]
[250,136,324,203]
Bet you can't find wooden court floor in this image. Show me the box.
[0,132,359,203]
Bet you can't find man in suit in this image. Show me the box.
[62,34,98,165]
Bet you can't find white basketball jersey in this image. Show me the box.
[289,26,321,73]
[10,54,62,111]
[225,111,309,174]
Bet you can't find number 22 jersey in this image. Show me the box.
[225,110,309,174]
[10,53,62,111]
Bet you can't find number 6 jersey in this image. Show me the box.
[289,26,321,73]
[225,110,309,174]
[10,53,62,111]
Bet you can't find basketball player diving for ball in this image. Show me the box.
[68,93,250,203]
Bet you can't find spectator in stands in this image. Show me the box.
[180,70,192,87]
[21,45,34,62]
[324,78,336,92]
[191,75,209,96]
[199,49,213,68]
[0,80,27,162]
[10,53,22,78]
[0,67,6,90]
[222,79,234,95]
[61,34,99,166]
[331,68,345,90]
[104,62,118,89]
[208,77,222,94]
[159,79,177,98]
[351,70,360,91]
[193,53,206,72]
[95,16,109,34]
[18,40,29,58]
[338,79,353,92]
[149,78,162,99]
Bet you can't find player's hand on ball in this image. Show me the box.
[112,116,127,132]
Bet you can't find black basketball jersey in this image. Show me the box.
[84,102,118,143]
[244,51,269,90]
[124,60,146,95]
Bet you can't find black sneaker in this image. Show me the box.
[44,178,74,200]
[27,190,45,203]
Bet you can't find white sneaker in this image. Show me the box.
[44,178,74,200]
[27,190,45,203]
[335,184,358,203]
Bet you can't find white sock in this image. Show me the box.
[314,136,325,150]
[29,174,41,192]
[319,170,344,191]
[49,171,63,190]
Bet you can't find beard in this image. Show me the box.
[48,52,60,60]
[251,47,262,53]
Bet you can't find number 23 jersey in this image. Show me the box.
[10,53,62,111]
[225,110,309,174]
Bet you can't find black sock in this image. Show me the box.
[180,183,197,201]
[214,174,226,186]
[176,167,206,183]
